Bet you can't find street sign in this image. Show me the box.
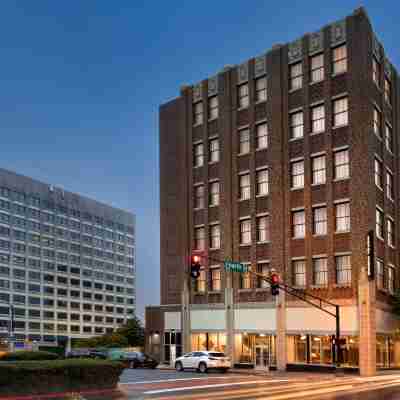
[224,261,249,273]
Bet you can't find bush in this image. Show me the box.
[0,359,124,395]
[0,350,60,361]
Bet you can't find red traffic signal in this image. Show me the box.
[270,273,279,296]
[190,255,202,279]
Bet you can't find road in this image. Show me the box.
[118,369,400,400]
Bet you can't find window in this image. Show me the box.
[376,259,384,289]
[255,76,267,102]
[193,101,203,125]
[211,268,221,291]
[310,53,324,83]
[335,202,350,232]
[313,258,328,286]
[334,149,349,180]
[197,269,206,293]
[385,123,393,153]
[332,45,347,74]
[292,210,305,238]
[209,139,219,163]
[238,83,249,108]
[257,215,270,242]
[387,266,395,294]
[293,260,306,287]
[375,158,383,189]
[376,208,384,239]
[240,219,251,245]
[240,270,251,289]
[209,181,219,206]
[387,218,395,247]
[313,207,327,235]
[373,107,381,138]
[256,169,269,196]
[256,123,268,149]
[386,170,394,201]
[373,57,380,86]
[384,78,391,105]
[291,160,304,189]
[209,225,221,249]
[311,105,325,133]
[194,227,205,250]
[336,255,351,285]
[239,128,250,154]
[333,97,348,127]
[257,263,269,289]
[194,143,204,167]
[194,185,204,209]
[289,62,302,90]
[239,174,250,200]
[290,111,304,139]
[312,155,326,185]
[208,96,218,120]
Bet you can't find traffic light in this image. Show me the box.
[270,273,279,296]
[190,255,201,279]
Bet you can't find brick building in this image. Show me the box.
[146,7,400,374]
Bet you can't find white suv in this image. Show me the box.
[175,351,230,373]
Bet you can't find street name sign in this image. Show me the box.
[224,261,249,273]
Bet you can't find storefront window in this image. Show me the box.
[234,333,276,366]
[191,332,226,353]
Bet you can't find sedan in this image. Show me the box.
[122,352,159,369]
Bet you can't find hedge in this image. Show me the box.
[0,350,60,361]
[0,359,125,395]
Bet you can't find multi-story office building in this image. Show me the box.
[0,168,135,349]
[146,8,400,374]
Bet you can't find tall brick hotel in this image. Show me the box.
[146,8,400,374]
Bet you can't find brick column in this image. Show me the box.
[276,290,287,371]
[358,269,376,376]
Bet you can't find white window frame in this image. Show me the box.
[256,123,268,149]
[291,160,304,189]
[209,138,219,163]
[334,149,350,180]
[333,97,348,127]
[208,96,218,120]
[312,155,326,185]
[255,76,267,102]
[238,83,249,109]
[290,111,304,139]
[238,128,250,154]
[290,62,303,91]
[256,169,269,196]
[194,143,204,167]
[193,101,204,125]
[240,219,251,245]
[293,259,306,287]
[313,206,327,235]
[313,258,328,286]
[209,181,220,206]
[209,224,221,249]
[336,255,352,286]
[239,174,251,200]
[292,210,305,238]
[376,208,384,240]
[257,215,270,243]
[310,53,324,83]
[332,44,347,75]
[335,202,350,233]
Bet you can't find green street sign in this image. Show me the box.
[224,260,249,273]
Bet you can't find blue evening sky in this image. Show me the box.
[0,1,397,319]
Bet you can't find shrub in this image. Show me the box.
[0,359,124,395]
[0,350,60,361]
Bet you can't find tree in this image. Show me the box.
[116,317,145,347]
[72,317,144,349]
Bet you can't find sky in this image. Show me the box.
[0,1,398,320]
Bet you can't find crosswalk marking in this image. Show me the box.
[144,379,289,395]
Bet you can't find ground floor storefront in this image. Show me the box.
[145,303,400,370]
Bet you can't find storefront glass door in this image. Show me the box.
[255,345,270,369]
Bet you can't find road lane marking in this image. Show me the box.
[120,376,243,385]
[143,379,289,394]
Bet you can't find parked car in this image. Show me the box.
[88,350,108,359]
[175,351,230,373]
[122,352,159,369]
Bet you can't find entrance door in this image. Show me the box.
[255,345,270,369]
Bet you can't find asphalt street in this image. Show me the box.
[117,369,400,400]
